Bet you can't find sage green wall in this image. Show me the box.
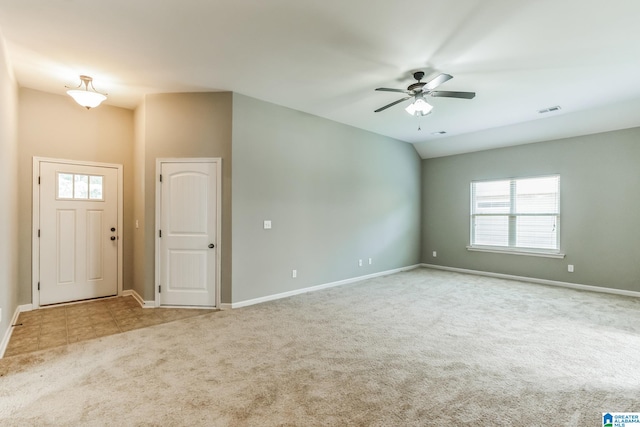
[0,33,18,340]
[143,92,233,302]
[232,93,421,303]
[421,127,640,292]
[17,89,135,304]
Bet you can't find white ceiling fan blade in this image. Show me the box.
[429,90,476,99]
[424,73,453,91]
[374,96,412,112]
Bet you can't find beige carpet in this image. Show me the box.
[1,268,639,426]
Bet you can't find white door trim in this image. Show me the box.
[155,158,222,308]
[32,157,124,308]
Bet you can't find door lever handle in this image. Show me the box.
[111,236,116,241]
[208,243,215,249]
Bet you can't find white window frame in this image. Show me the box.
[56,172,105,201]
[467,175,565,259]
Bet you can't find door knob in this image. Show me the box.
[111,236,116,241]
[208,243,215,248]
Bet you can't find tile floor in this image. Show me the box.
[4,296,214,358]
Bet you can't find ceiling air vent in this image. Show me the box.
[431,131,447,135]
[538,105,562,114]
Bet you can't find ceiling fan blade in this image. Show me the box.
[375,88,409,93]
[423,73,453,90]
[429,90,476,99]
[374,96,412,112]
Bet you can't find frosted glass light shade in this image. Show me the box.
[405,98,433,116]
[67,89,107,109]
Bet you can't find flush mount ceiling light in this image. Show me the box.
[66,75,107,109]
[405,94,433,116]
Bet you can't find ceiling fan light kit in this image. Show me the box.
[66,75,107,109]
[405,95,433,116]
[374,71,475,118]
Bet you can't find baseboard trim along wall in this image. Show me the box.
[0,304,33,359]
[123,289,223,310]
[122,289,155,308]
[231,264,422,309]
[421,264,640,299]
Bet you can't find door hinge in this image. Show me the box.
[159,230,162,238]
[38,229,40,238]
[159,174,162,182]
[159,285,161,293]
[38,176,41,185]
[37,282,40,291]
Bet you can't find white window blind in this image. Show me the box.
[470,175,560,252]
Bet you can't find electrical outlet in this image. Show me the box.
[368,258,372,265]
[292,269,297,278]
[358,259,363,267]
[568,265,574,273]
[263,220,272,229]
[433,251,437,257]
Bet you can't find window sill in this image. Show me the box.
[466,246,565,259]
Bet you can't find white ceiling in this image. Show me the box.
[1,0,639,158]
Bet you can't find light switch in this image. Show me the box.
[263,220,272,229]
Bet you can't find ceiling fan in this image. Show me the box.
[374,71,475,116]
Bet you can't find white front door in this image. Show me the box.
[39,162,119,305]
[158,161,219,307]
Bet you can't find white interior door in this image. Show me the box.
[39,162,119,305]
[159,161,219,307]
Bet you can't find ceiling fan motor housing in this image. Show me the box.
[407,71,427,92]
[408,82,425,92]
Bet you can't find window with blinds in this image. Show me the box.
[470,175,560,252]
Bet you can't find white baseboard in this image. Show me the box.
[421,264,640,299]
[17,303,33,313]
[230,264,421,309]
[122,289,155,308]
[1,304,33,359]
[219,303,232,310]
[123,289,226,310]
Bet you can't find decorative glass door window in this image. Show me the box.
[57,173,104,200]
